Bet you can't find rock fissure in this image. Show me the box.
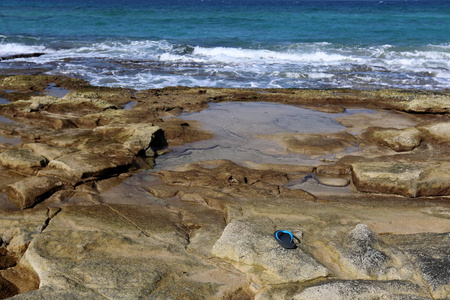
[39,207,62,233]
[101,203,152,239]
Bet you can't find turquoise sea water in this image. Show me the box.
[1,0,449,90]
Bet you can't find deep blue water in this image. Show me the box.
[1,0,449,90]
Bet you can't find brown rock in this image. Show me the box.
[40,129,93,148]
[0,252,16,269]
[5,176,63,209]
[0,170,26,192]
[48,152,134,179]
[317,164,352,176]
[292,280,431,300]
[159,160,289,188]
[352,161,450,197]
[0,75,59,91]
[212,220,330,284]
[419,122,450,144]
[316,175,350,187]
[257,131,358,157]
[0,148,48,172]
[382,233,450,299]
[147,185,179,199]
[23,143,78,161]
[18,204,246,299]
[178,191,207,204]
[245,162,315,174]
[93,123,165,156]
[0,264,40,295]
[387,92,450,113]
[0,274,19,299]
[364,127,422,152]
[62,85,135,104]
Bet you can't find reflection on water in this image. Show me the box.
[44,83,71,98]
[155,102,374,169]
[123,101,138,110]
[0,136,22,145]
[0,115,22,145]
[0,116,16,124]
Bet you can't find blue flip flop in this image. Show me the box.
[274,230,297,249]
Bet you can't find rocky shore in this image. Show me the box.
[0,75,448,299]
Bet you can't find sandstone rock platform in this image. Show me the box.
[0,75,448,299]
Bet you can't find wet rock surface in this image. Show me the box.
[0,75,448,299]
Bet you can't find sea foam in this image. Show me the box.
[0,43,48,56]
[1,39,449,90]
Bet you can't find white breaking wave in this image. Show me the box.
[2,39,449,90]
[0,43,49,56]
[190,46,352,64]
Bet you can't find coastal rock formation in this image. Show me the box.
[383,233,450,299]
[319,224,416,281]
[256,131,358,157]
[420,122,450,144]
[0,149,48,173]
[292,280,431,300]
[23,143,78,161]
[6,176,63,209]
[154,160,316,202]
[6,197,250,299]
[315,175,350,187]
[47,152,134,180]
[351,161,450,197]
[212,220,330,284]
[0,75,448,299]
[363,127,423,152]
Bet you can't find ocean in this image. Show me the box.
[1,0,449,90]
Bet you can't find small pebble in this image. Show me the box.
[316,176,350,187]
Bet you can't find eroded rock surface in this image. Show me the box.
[363,127,423,152]
[6,176,63,209]
[0,149,48,173]
[292,280,432,300]
[0,75,448,299]
[352,161,450,197]
[383,233,450,299]
[256,131,358,157]
[212,220,329,284]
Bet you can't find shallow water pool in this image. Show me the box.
[155,102,374,169]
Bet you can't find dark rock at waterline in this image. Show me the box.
[0,53,45,61]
